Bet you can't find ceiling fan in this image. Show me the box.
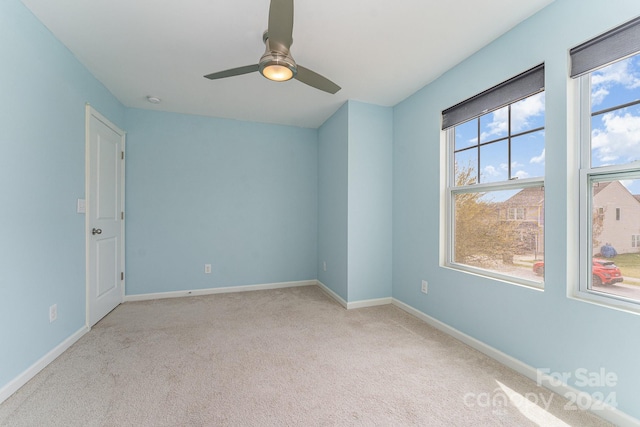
[204,0,341,94]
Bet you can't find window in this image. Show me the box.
[443,65,545,286]
[573,17,640,307]
[508,207,526,221]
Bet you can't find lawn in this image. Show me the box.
[609,253,640,280]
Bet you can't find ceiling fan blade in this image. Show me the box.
[267,0,294,52]
[295,65,341,94]
[204,64,259,80]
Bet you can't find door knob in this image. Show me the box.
[92,228,102,235]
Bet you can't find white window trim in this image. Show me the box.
[575,76,640,314]
[444,127,545,289]
[507,207,526,221]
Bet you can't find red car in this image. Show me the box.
[533,259,623,285]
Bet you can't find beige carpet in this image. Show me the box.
[0,286,609,426]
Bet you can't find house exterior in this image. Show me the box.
[592,181,640,255]
[499,182,640,257]
[498,186,545,256]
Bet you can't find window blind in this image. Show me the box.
[441,64,544,130]
[570,16,640,78]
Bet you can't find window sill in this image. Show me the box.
[570,289,640,317]
[443,262,545,291]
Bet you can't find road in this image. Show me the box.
[500,258,640,300]
[593,280,640,300]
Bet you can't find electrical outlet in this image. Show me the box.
[421,280,428,294]
[204,264,212,274]
[323,261,327,271]
[49,304,57,323]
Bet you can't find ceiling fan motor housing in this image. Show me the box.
[204,3,341,94]
[259,37,297,81]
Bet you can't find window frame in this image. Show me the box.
[507,207,526,221]
[577,74,640,311]
[444,121,545,288]
[442,65,546,288]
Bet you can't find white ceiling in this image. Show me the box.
[21,0,554,128]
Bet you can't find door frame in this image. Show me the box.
[85,104,126,328]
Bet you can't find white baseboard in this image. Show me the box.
[316,281,393,309]
[391,298,640,427]
[316,280,348,308]
[123,279,317,302]
[0,326,89,405]
[347,297,393,309]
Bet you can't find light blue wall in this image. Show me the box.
[347,101,393,302]
[317,103,349,300]
[4,0,640,420]
[0,0,125,387]
[392,0,640,418]
[317,101,393,303]
[124,109,318,295]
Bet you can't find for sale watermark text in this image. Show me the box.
[537,368,618,410]
[462,368,618,413]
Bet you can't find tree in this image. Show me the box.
[453,162,518,265]
[592,206,605,250]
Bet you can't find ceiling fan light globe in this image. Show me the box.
[259,49,297,82]
[262,64,294,81]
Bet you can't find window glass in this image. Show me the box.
[447,71,545,287]
[583,53,640,304]
[589,55,640,168]
[511,131,545,180]
[455,119,478,150]
[587,178,640,300]
[455,149,478,186]
[480,140,509,183]
[480,106,508,143]
[512,92,546,133]
[453,92,545,185]
[591,104,640,167]
[453,187,544,283]
[591,55,640,113]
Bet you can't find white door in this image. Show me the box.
[86,106,125,327]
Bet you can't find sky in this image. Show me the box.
[591,54,640,195]
[454,92,545,185]
[454,54,640,196]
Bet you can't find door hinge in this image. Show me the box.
[121,211,124,220]
[121,151,124,160]
[121,272,124,281]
